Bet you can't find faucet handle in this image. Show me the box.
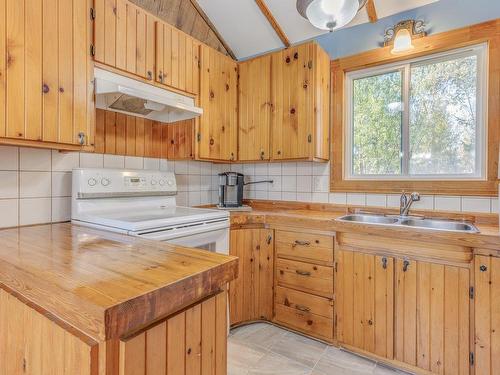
[411,192,421,201]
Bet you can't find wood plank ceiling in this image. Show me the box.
[129,0,234,57]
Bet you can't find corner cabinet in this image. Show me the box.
[238,42,331,162]
[270,42,330,161]
[197,45,238,161]
[229,228,274,325]
[0,0,94,150]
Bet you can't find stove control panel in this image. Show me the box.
[73,168,177,197]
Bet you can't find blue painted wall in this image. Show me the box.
[316,0,500,59]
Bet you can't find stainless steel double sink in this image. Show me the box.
[336,213,479,233]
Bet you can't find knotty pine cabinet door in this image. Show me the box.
[197,45,238,161]
[156,21,200,95]
[238,55,272,161]
[270,42,330,161]
[94,0,155,81]
[0,0,94,149]
[229,228,274,325]
[119,292,227,375]
[335,249,394,360]
[474,255,500,375]
[394,258,470,375]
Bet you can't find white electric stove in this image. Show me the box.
[71,168,230,254]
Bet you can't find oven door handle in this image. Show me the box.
[135,220,229,241]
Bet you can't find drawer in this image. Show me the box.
[276,230,333,264]
[276,258,333,298]
[275,286,333,319]
[274,304,333,341]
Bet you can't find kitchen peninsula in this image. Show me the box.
[0,223,237,375]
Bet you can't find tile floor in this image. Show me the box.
[228,323,408,375]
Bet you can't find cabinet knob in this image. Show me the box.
[78,132,86,146]
[480,265,488,272]
[402,260,410,272]
[266,235,272,245]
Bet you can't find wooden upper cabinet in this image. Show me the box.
[394,258,470,375]
[94,0,155,81]
[198,45,238,161]
[156,22,201,95]
[238,55,272,161]
[270,42,330,161]
[0,0,94,150]
[335,249,394,359]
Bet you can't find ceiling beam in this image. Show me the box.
[366,0,378,23]
[189,0,237,60]
[254,0,291,47]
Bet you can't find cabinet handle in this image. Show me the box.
[260,151,265,160]
[381,257,388,269]
[266,235,272,245]
[480,265,488,272]
[147,71,153,80]
[158,71,163,82]
[230,152,235,161]
[295,304,311,313]
[402,260,410,272]
[293,240,310,247]
[78,132,86,146]
[295,270,311,276]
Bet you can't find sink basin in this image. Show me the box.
[337,214,399,225]
[336,214,479,233]
[399,218,479,233]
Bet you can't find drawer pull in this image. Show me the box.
[293,240,311,247]
[295,270,311,276]
[295,304,311,313]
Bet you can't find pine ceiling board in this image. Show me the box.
[196,0,284,59]
[264,0,439,44]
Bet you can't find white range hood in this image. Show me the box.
[94,67,203,123]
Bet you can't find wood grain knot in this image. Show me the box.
[42,84,50,94]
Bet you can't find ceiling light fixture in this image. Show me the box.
[384,20,426,54]
[297,0,368,31]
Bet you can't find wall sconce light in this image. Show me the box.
[384,20,426,54]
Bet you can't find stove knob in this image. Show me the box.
[88,178,97,187]
[167,180,174,186]
[151,180,158,186]
[159,180,165,186]
[101,178,110,186]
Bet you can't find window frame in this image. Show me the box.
[330,20,500,196]
[344,44,488,181]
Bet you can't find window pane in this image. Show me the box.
[409,54,478,175]
[352,71,402,175]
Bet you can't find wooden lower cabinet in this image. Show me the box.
[394,259,470,374]
[120,292,228,375]
[474,254,500,375]
[273,229,335,342]
[335,250,394,359]
[229,228,274,325]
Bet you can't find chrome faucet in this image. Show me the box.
[400,192,420,216]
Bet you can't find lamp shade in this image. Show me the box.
[391,28,414,54]
[297,0,367,31]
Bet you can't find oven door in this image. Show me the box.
[136,219,229,254]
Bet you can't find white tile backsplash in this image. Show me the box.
[0,145,497,230]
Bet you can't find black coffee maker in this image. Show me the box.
[218,172,244,208]
[218,172,273,208]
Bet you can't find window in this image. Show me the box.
[345,44,487,180]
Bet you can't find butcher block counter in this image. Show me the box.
[0,223,237,375]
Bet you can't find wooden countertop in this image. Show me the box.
[231,201,500,251]
[0,223,238,343]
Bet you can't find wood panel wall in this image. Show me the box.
[95,109,194,160]
[0,289,96,375]
[119,292,227,375]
